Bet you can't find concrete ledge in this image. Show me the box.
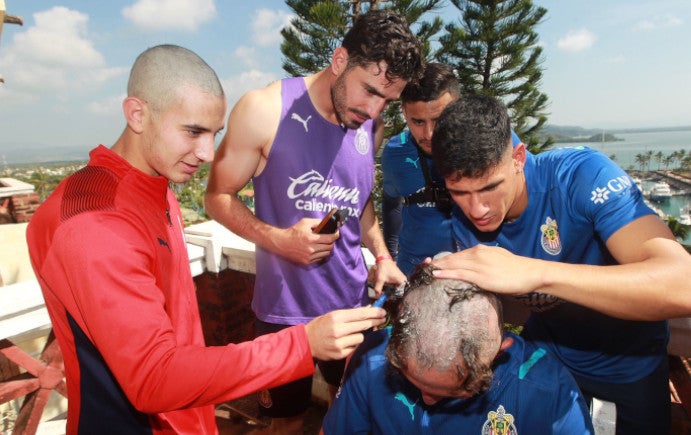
[0,178,35,198]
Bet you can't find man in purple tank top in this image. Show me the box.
[206,9,422,435]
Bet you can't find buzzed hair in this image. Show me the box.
[127,44,224,113]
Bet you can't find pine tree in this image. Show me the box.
[437,0,552,153]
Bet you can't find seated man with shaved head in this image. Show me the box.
[321,263,593,434]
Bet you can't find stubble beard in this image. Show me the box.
[331,73,363,130]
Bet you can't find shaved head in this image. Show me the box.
[127,44,224,114]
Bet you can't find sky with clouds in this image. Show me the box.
[0,0,689,155]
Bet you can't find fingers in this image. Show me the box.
[306,307,386,360]
[431,267,470,280]
[430,250,462,269]
[368,261,406,295]
[330,307,387,330]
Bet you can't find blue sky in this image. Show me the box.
[0,0,689,154]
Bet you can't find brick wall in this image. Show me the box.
[194,268,256,346]
[8,193,41,223]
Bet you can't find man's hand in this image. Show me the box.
[431,245,544,295]
[367,259,406,296]
[271,218,340,265]
[305,307,387,360]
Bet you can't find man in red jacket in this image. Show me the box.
[26,44,385,434]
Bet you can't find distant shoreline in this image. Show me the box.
[3,126,691,166]
[541,125,691,145]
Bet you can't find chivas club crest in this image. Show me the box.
[540,216,562,255]
[354,128,370,155]
[482,405,517,435]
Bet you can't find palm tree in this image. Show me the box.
[671,149,687,170]
[634,153,647,171]
[667,216,690,243]
[654,151,663,170]
[645,150,654,171]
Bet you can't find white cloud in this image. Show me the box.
[122,0,216,32]
[11,7,104,68]
[221,69,279,107]
[635,15,683,31]
[234,46,258,69]
[88,93,127,115]
[252,8,293,46]
[0,6,126,94]
[557,29,596,52]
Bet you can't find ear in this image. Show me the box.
[122,96,147,134]
[401,104,409,121]
[331,46,349,77]
[511,141,527,173]
[494,336,515,361]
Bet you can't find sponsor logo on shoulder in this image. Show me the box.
[590,176,634,205]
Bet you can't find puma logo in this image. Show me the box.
[405,157,419,168]
[157,237,171,252]
[291,113,312,132]
[394,392,416,420]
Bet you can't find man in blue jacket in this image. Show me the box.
[322,263,593,434]
[431,94,691,433]
[381,63,521,276]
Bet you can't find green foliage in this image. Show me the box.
[437,0,552,153]
[666,216,690,242]
[633,149,688,172]
[280,0,350,76]
[13,163,85,201]
[171,164,210,225]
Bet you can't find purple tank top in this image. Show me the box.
[252,77,376,324]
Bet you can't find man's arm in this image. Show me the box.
[362,120,406,293]
[379,135,403,261]
[432,215,691,321]
[360,195,406,294]
[205,84,338,265]
[381,192,402,259]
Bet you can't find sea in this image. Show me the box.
[557,128,691,244]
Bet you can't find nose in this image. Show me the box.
[194,137,215,163]
[367,97,388,120]
[422,122,435,142]
[467,194,489,218]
